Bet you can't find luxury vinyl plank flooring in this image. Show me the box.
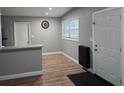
[0,54,86,86]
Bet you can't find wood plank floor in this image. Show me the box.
[0,54,86,86]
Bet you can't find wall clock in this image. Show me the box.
[41,20,49,29]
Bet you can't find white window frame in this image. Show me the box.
[62,18,79,42]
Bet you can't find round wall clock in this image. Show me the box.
[41,20,49,29]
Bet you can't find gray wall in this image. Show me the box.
[61,7,106,67]
[1,8,107,65]
[1,16,62,53]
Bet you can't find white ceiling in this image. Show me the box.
[0,7,72,17]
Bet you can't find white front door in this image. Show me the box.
[93,8,121,85]
[14,22,31,46]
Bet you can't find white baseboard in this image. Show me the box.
[43,51,79,64]
[42,51,62,56]
[0,71,42,81]
[61,52,79,64]
[87,68,94,73]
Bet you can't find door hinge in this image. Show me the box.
[120,47,122,52]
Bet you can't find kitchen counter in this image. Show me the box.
[0,44,43,52]
[0,44,43,80]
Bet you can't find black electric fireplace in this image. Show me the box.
[79,45,90,68]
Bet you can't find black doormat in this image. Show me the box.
[68,72,114,86]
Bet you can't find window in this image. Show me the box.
[62,18,79,41]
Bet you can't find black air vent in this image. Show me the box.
[79,45,90,68]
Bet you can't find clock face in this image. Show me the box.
[41,20,49,29]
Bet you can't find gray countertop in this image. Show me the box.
[0,44,43,52]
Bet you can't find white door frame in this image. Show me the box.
[14,22,31,46]
[92,7,121,74]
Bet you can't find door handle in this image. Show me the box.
[94,49,98,51]
[95,44,98,47]
[94,48,100,54]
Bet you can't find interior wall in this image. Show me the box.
[1,16,62,53]
[1,7,107,61]
[61,7,107,67]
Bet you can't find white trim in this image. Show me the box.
[62,37,79,42]
[87,68,94,73]
[61,52,79,64]
[93,7,121,15]
[0,71,42,81]
[43,51,79,64]
[42,51,62,56]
